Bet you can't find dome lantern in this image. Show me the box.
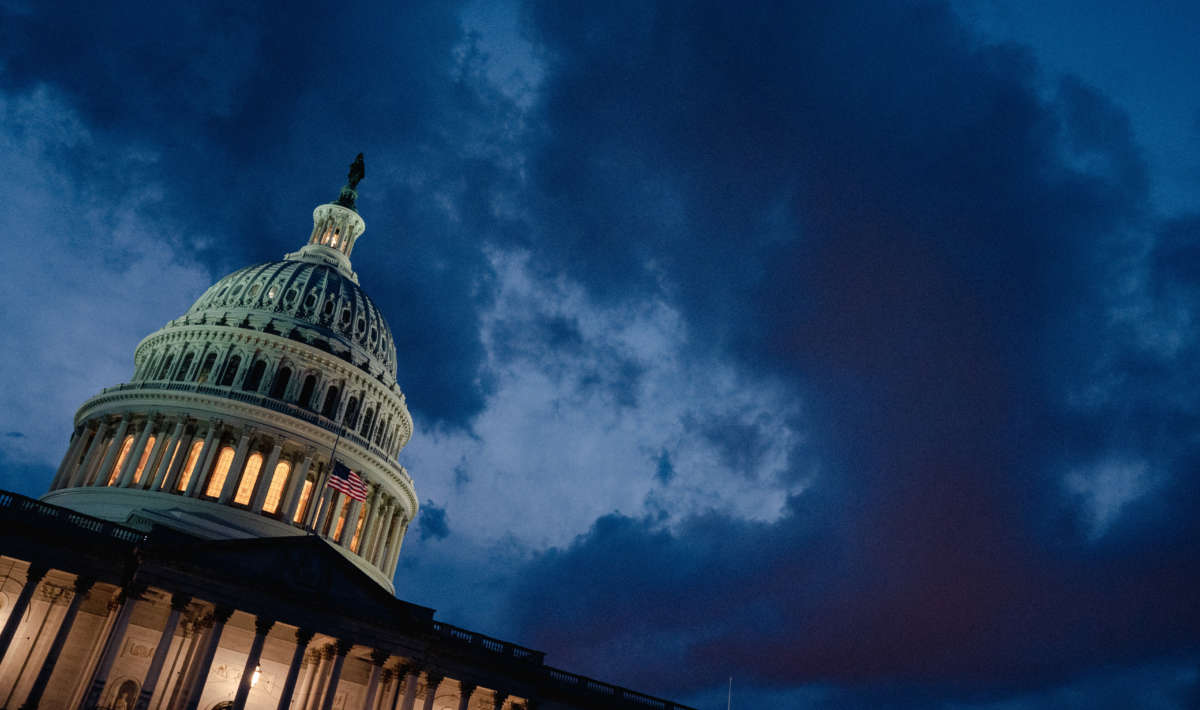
[285,153,368,284]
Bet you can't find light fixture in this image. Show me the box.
[251,665,262,687]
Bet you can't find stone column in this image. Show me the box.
[139,421,169,490]
[181,605,234,710]
[397,666,420,710]
[251,443,284,512]
[419,673,444,710]
[232,616,274,710]
[338,498,363,547]
[361,650,388,710]
[133,592,191,710]
[165,618,206,710]
[322,491,345,539]
[356,491,379,554]
[369,504,393,566]
[281,455,313,523]
[148,418,184,490]
[94,413,131,486]
[382,513,405,576]
[219,429,254,503]
[275,628,315,710]
[491,691,509,710]
[318,640,353,710]
[163,431,195,493]
[304,464,332,529]
[74,420,111,487]
[0,563,48,664]
[186,422,221,498]
[20,577,96,709]
[298,647,329,710]
[77,585,142,710]
[51,427,85,490]
[378,670,398,710]
[118,415,157,487]
[455,683,476,710]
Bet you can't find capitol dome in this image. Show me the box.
[41,155,416,591]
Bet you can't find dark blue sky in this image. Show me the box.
[2,1,1199,707]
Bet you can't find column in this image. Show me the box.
[21,577,96,709]
[304,463,332,528]
[419,673,444,710]
[389,519,411,576]
[94,414,131,486]
[148,418,184,490]
[133,593,191,710]
[218,429,253,504]
[454,683,476,710]
[361,650,388,710]
[163,431,196,493]
[338,498,363,547]
[356,491,379,553]
[281,455,313,522]
[232,616,274,710]
[379,670,398,710]
[251,443,283,512]
[297,647,329,710]
[78,585,143,710]
[320,491,344,538]
[51,427,85,490]
[382,513,405,576]
[72,420,110,487]
[397,666,420,710]
[368,504,393,567]
[0,563,48,664]
[181,605,234,710]
[318,640,352,710]
[186,423,221,498]
[118,415,156,487]
[275,628,315,710]
[491,691,509,710]
[165,617,207,710]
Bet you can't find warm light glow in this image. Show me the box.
[132,436,156,485]
[332,497,351,540]
[293,480,313,523]
[107,435,134,486]
[251,665,261,687]
[262,461,291,514]
[205,446,235,498]
[350,504,367,552]
[176,440,204,492]
[234,452,263,505]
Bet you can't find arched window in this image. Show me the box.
[107,435,135,485]
[196,352,218,384]
[375,414,389,446]
[234,452,263,505]
[175,352,195,381]
[350,502,368,552]
[176,439,204,492]
[360,407,374,437]
[131,435,156,485]
[205,446,236,498]
[321,386,340,419]
[219,355,241,387]
[243,360,267,392]
[298,374,318,409]
[262,461,291,514]
[157,353,174,380]
[344,397,359,429]
[293,478,314,524]
[269,366,292,399]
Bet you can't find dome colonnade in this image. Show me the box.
[42,159,417,591]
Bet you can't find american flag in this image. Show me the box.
[326,460,367,501]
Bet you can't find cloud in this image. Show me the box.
[418,500,451,540]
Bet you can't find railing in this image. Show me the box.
[431,621,546,664]
[545,666,693,710]
[0,490,147,544]
[91,381,409,482]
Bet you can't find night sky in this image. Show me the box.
[2,1,1199,707]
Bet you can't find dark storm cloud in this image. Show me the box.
[419,499,451,540]
[504,0,1200,703]
[0,0,517,427]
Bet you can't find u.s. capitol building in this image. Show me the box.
[0,157,692,710]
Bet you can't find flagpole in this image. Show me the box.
[309,402,348,532]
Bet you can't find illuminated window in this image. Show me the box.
[234,452,264,505]
[205,446,235,498]
[332,497,351,540]
[131,436,156,485]
[176,440,204,492]
[108,435,134,486]
[293,479,314,523]
[262,461,291,514]
[350,503,367,552]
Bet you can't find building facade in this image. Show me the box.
[0,160,692,710]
